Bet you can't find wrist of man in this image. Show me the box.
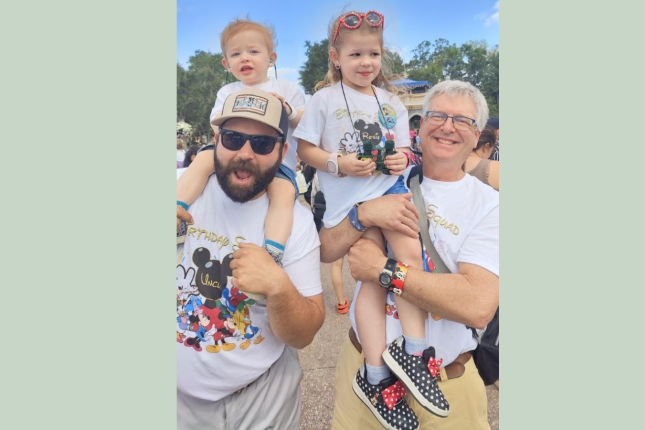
[356,201,372,229]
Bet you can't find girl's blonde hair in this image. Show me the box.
[315,11,401,94]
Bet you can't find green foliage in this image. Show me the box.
[404,39,499,117]
[177,50,232,142]
[298,39,329,95]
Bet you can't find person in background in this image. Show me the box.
[464,126,499,190]
[177,138,186,169]
[486,117,499,161]
[183,145,200,169]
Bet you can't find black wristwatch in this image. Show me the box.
[349,204,367,232]
[379,259,397,289]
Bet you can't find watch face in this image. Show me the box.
[379,272,392,286]
[326,160,337,174]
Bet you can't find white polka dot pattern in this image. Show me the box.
[382,336,450,418]
[352,365,420,430]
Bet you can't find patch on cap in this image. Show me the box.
[232,95,269,117]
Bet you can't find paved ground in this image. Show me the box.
[296,196,499,429]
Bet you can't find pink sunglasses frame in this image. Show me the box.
[332,10,384,46]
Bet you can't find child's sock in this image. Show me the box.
[365,364,392,386]
[403,335,427,356]
[264,240,285,266]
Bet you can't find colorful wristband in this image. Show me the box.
[389,262,409,296]
[177,200,189,211]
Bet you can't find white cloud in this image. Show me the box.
[479,1,499,26]
[272,67,300,83]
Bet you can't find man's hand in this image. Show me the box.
[229,243,289,297]
[177,206,194,233]
[359,193,420,238]
[347,238,388,283]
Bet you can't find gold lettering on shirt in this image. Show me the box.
[426,204,460,235]
[334,108,367,120]
[232,236,246,252]
[186,226,231,250]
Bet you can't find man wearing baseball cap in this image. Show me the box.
[176,88,324,430]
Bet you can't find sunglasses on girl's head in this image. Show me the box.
[219,129,283,155]
[332,11,384,46]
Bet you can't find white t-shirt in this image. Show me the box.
[210,79,306,173]
[350,171,499,366]
[176,175,322,401]
[293,83,410,228]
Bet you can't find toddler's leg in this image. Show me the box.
[352,227,420,430]
[265,176,296,266]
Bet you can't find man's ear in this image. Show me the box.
[473,130,481,149]
[281,141,288,159]
[221,58,229,70]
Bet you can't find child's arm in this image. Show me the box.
[177,149,215,207]
[267,91,303,130]
[297,139,375,177]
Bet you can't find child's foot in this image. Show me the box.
[336,298,349,314]
[382,336,449,418]
[352,364,419,430]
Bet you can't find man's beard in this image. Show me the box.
[214,151,282,203]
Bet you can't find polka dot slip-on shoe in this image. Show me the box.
[352,364,419,430]
[382,336,450,418]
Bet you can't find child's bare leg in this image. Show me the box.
[383,229,426,354]
[355,227,390,385]
[330,257,347,307]
[265,177,295,266]
[382,229,450,417]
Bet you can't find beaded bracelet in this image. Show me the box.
[177,200,189,211]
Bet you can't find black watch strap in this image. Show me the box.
[384,258,397,274]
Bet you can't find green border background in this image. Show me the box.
[3,1,175,428]
[505,1,645,429]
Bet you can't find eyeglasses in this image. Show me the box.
[332,11,384,46]
[219,129,283,155]
[424,111,476,131]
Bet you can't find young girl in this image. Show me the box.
[177,18,305,299]
[293,11,448,430]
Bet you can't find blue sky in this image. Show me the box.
[177,0,499,86]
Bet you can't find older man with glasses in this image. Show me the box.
[323,81,499,430]
[176,87,324,430]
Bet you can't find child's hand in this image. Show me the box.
[384,151,408,176]
[177,206,194,233]
[339,153,375,177]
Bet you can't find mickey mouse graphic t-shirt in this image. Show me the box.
[176,174,321,401]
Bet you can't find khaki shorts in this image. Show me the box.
[332,336,490,430]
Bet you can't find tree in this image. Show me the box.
[299,39,329,95]
[177,50,231,142]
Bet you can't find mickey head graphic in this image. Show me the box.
[192,247,233,309]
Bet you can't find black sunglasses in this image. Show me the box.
[219,128,283,155]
